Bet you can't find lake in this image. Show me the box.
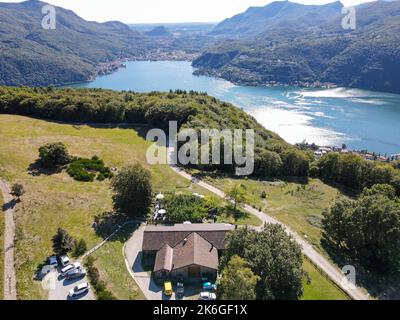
[73,61,400,155]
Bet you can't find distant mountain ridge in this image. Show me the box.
[194,0,400,94]
[0,0,145,86]
[211,0,344,37]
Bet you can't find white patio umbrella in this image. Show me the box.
[156,193,165,201]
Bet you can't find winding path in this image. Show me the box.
[167,148,369,300]
[0,179,17,300]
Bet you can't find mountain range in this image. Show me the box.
[1,0,400,93]
[0,0,145,86]
[210,0,343,38]
[193,0,400,93]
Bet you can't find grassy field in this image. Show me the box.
[0,194,4,300]
[302,259,349,300]
[0,115,213,299]
[205,176,342,250]
[0,114,349,300]
[216,210,262,226]
[91,223,145,300]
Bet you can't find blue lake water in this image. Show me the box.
[72,61,400,155]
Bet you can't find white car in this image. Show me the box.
[198,292,217,300]
[69,282,90,298]
[61,262,81,277]
[59,255,70,267]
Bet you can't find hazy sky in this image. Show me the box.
[3,0,374,23]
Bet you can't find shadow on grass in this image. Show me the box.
[2,198,17,211]
[321,237,400,300]
[93,211,142,243]
[27,160,63,177]
[192,170,310,185]
[229,206,251,221]
[319,180,360,199]
[34,257,54,281]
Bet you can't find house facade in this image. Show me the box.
[142,223,235,283]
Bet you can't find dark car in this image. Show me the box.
[66,268,86,280]
[176,282,184,298]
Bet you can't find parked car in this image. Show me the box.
[176,282,184,298]
[59,255,70,267]
[61,262,81,277]
[66,268,86,280]
[49,256,58,268]
[164,282,173,296]
[203,282,217,292]
[69,282,90,298]
[199,292,217,300]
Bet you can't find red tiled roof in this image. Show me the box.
[142,223,234,251]
[153,232,219,272]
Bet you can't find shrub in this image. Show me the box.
[261,191,267,199]
[84,257,116,300]
[11,183,25,199]
[67,156,113,182]
[72,239,87,258]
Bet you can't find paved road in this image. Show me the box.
[123,225,168,300]
[47,268,95,301]
[167,149,369,300]
[0,179,17,300]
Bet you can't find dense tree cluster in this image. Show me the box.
[221,225,305,300]
[323,184,400,273]
[314,153,400,193]
[164,194,212,223]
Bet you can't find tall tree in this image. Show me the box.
[226,184,247,211]
[218,255,260,300]
[111,164,153,216]
[52,228,75,256]
[38,142,71,168]
[221,225,305,300]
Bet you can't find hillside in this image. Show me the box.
[194,0,400,93]
[145,26,173,37]
[210,1,343,38]
[0,86,314,177]
[0,0,145,86]
[0,114,349,300]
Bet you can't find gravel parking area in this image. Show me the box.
[46,267,95,301]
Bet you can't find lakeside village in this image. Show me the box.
[296,140,400,163]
